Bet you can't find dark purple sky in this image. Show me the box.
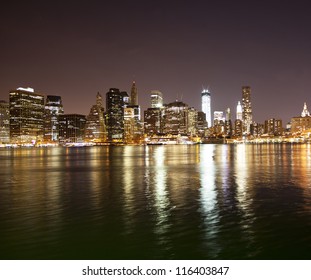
[1,0,311,123]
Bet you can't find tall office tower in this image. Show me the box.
[236,101,242,120]
[85,92,106,143]
[144,107,162,135]
[301,102,310,117]
[9,87,44,144]
[106,88,125,142]
[151,90,163,108]
[242,86,253,134]
[225,108,232,137]
[0,100,10,143]
[201,89,211,127]
[264,118,283,136]
[197,111,207,136]
[130,81,138,106]
[44,95,64,142]
[162,101,193,135]
[225,108,231,121]
[124,107,135,143]
[59,114,86,143]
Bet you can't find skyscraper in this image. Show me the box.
[130,81,138,106]
[241,86,253,135]
[0,100,10,143]
[59,114,86,143]
[201,89,211,128]
[44,95,64,142]
[106,88,125,142]
[9,87,44,144]
[85,92,106,143]
[150,90,163,108]
[236,101,242,120]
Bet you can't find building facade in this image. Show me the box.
[85,92,106,143]
[242,86,253,135]
[106,88,125,142]
[9,87,44,144]
[150,90,163,108]
[201,89,211,128]
[59,114,86,143]
[0,100,10,143]
[44,95,64,143]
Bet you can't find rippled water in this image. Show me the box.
[1,144,311,259]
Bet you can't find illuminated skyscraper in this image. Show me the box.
[106,88,125,142]
[242,86,253,134]
[85,92,106,143]
[151,90,163,108]
[9,87,44,144]
[301,102,310,117]
[201,89,211,127]
[44,95,64,142]
[0,100,10,143]
[59,114,86,143]
[236,101,242,120]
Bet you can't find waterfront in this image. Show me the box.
[0,144,311,259]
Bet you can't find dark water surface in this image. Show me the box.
[1,144,311,259]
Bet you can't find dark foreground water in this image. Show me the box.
[0,144,311,260]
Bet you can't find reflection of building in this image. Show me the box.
[85,92,106,142]
[201,89,211,127]
[44,95,64,142]
[0,100,10,143]
[59,114,86,143]
[242,86,252,134]
[291,102,311,134]
[9,87,44,144]
[106,88,125,142]
[151,90,163,108]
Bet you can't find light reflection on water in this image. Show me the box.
[0,144,311,259]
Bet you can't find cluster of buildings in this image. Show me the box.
[0,83,310,146]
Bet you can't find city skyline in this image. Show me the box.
[1,1,311,123]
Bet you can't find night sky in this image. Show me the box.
[1,0,311,124]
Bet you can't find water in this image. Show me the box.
[1,144,311,260]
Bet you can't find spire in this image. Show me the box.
[301,102,310,117]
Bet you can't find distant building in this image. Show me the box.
[85,92,106,143]
[242,86,253,135]
[213,111,225,125]
[144,107,162,135]
[291,102,311,134]
[224,108,232,137]
[162,101,197,135]
[234,119,243,137]
[197,111,207,136]
[150,90,163,108]
[44,95,64,142]
[9,87,44,144]
[124,107,135,143]
[59,114,86,143]
[0,100,10,143]
[236,101,242,120]
[106,88,125,142]
[264,118,283,136]
[201,89,211,127]
[130,81,138,106]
